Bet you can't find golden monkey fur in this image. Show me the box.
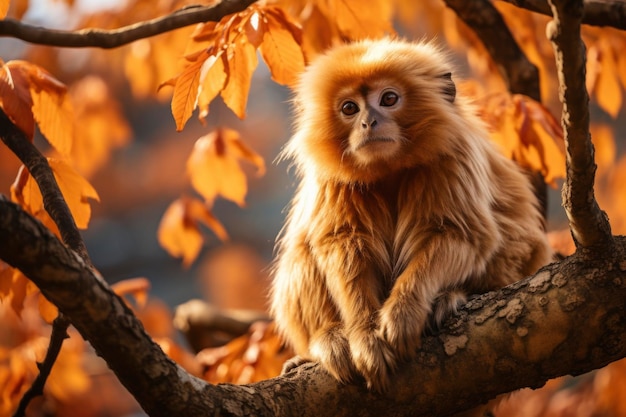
[271,38,552,394]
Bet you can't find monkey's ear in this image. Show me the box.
[440,72,456,103]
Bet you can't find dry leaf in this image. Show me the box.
[10,159,100,230]
[158,196,228,267]
[333,0,393,39]
[0,60,35,138]
[476,90,565,186]
[38,294,59,324]
[187,128,265,207]
[221,40,258,119]
[111,277,151,309]
[0,0,9,19]
[259,8,305,86]
[69,76,131,177]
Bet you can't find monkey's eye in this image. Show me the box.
[380,91,399,107]
[341,101,359,116]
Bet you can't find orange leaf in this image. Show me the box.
[197,51,228,122]
[0,261,13,299]
[259,8,305,86]
[0,60,35,138]
[590,123,616,178]
[594,42,622,118]
[333,0,393,39]
[69,76,131,177]
[0,0,8,19]
[158,197,228,267]
[476,91,565,186]
[111,277,151,309]
[28,65,74,156]
[221,40,258,119]
[48,158,99,229]
[11,159,99,230]
[187,128,265,207]
[38,294,59,324]
[171,50,209,131]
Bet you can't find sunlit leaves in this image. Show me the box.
[166,4,305,129]
[69,76,131,177]
[585,32,625,118]
[187,128,265,207]
[0,60,35,138]
[198,322,292,384]
[258,8,305,86]
[158,128,264,266]
[158,196,228,267]
[0,0,8,19]
[332,0,393,40]
[10,158,100,230]
[476,90,565,186]
[0,60,74,156]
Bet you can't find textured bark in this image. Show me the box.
[546,0,613,249]
[1,198,624,417]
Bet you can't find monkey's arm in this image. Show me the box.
[311,231,396,391]
[378,229,492,359]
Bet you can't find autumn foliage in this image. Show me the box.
[0,0,625,416]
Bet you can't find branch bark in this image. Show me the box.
[1,198,625,417]
[0,109,92,417]
[546,0,613,249]
[444,0,540,100]
[0,0,258,48]
[500,0,626,30]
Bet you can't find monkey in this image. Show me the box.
[270,38,552,393]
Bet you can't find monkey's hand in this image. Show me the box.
[348,324,396,392]
[378,294,428,360]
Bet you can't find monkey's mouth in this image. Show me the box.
[354,137,395,151]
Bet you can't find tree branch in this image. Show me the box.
[499,0,626,30]
[0,0,258,48]
[1,198,625,417]
[545,0,613,249]
[0,109,93,417]
[444,0,540,100]
[444,0,549,220]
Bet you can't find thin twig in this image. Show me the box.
[11,316,70,417]
[0,0,258,48]
[545,0,613,248]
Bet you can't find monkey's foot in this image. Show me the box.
[281,355,313,375]
[378,298,426,360]
[310,325,356,384]
[349,330,396,392]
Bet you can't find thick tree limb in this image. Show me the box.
[546,0,613,249]
[0,0,258,48]
[0,109,92,417]
[500,0,626,30]
[1,198,625,417]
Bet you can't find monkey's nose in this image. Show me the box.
[361,119,377,129]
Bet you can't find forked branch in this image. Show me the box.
[546,0,613,249]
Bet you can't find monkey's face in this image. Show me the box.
[336,80,404,165]
[288,39,460,184]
